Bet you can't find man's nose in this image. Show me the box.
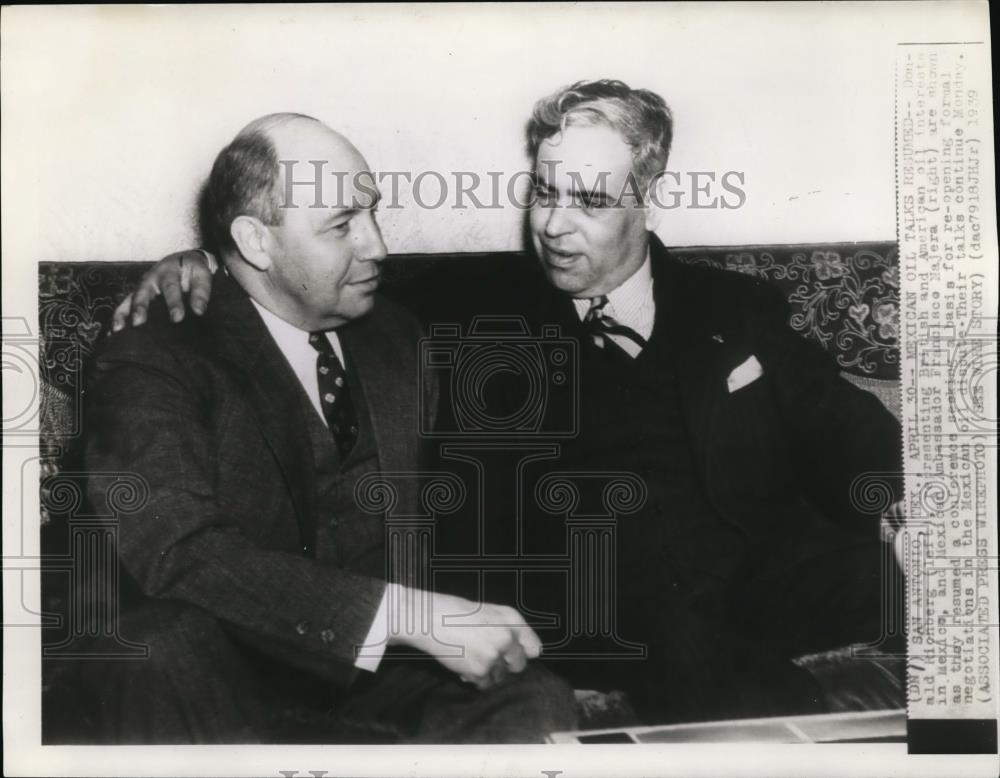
[356,213,388,262]
[542,204,573,238]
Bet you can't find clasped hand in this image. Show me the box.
[387,587,542,691]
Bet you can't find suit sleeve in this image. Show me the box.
[742,280,904,523]
[83,332,386,685]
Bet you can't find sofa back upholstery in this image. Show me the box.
[37,242,900,524]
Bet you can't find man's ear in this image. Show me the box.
[230,216,274,271]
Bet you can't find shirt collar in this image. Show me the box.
[250,298,345,366]
[251,298,310,350]
[572,250,655,337]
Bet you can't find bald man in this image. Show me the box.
[64,114,575,744]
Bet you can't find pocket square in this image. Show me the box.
[727,355,763,393]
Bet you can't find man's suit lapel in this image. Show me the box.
[532,244,728,476]
[537,279,587,342]
[337,306,404,476]
[649,239,739,474]
[532,241,736,464]
[206,273,317,551]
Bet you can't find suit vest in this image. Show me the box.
[297,353,386,580]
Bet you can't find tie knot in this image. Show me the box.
[585,295,610,321]
[308,331,336,356]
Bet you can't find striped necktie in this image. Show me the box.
[584,295,647,357]
[308,331,359,458]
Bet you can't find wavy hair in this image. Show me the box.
[526,79,673,194]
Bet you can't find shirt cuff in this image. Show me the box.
[881,499,905,530]
[353,584,393,672]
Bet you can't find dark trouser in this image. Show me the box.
[543,534,902,726]
[43,600,576,744]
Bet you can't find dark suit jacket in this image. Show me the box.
[83,272,437,684]
[532,234,902,575]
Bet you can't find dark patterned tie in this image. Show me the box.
[308,331,359,458]
[584,295,647,357]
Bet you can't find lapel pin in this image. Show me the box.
[712,334,725,343]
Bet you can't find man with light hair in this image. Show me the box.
[113,81,903,726]
[516,79,903,723]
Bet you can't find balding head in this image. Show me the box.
[238,112,319,137]
[201,112,386,330]
[199,113,375,261]
[200,112,321,258]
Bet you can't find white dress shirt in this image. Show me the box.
[572,252,655,356]
[251,299,390,671]
[250,300,346,426]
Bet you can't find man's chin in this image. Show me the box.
[542,265,589,297]
[324,295,376,327]
[350,295,377,317]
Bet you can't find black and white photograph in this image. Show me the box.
[2,3,997,776]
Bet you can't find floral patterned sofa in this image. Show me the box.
[37,242,904,731]
[38,243,902,462]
